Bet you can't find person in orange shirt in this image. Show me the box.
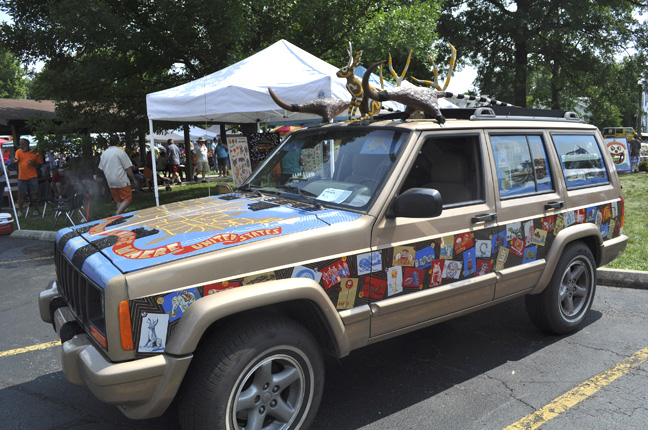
[13,138,43,216]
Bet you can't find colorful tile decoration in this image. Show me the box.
[128,201,624,357]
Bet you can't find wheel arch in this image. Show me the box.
[530,223,602,295]
[164,278,351,358]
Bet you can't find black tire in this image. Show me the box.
[525,241,596,334]
[179,315,324,430]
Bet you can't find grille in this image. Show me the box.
[55,246,106,336]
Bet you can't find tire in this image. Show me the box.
[525,241,596,334]
[179,315,324,430]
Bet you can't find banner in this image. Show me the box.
[227,136,252,187]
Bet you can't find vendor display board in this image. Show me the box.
[227,136,252,187]
[249,133,280,163]
[604,137,631,173]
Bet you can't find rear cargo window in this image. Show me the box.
[552,134,609,189]
[490,135,554,198]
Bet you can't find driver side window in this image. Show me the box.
[401,135,484,207]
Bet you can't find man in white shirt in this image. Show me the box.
[98,135,137,215]
[195,137,210,182]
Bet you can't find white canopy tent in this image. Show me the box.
[146,39,360,124]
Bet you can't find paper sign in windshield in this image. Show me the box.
[317,188,352,203]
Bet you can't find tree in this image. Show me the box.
[0,48,29,98]
[0,0,444,158]
[438,0,644,109]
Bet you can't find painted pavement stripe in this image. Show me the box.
[0,340,61,358]
[504,346,648,430]
[0,256,53,265]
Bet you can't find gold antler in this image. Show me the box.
[411,43,457,91]
[387,49,413,86]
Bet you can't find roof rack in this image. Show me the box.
[441,106,583,122]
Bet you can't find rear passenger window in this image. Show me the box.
[491,135,554,198]
[552,134,609,189]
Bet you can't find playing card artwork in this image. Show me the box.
[291,265,323,283]
[476,240,492,258]
[321,259,350,290]
[337,278,359,309]
[386,266,403,296]
[393,246,416,266]
[440,236,454,259]
[403,267,425,288]
[463,248,477,277]
[204,281,240,295]
[442,260,462,279]
[524,221,535,246]
[429,259,445,286]
[532,229,547,247]
[522,245,538,264]
[138,313,169,353]
[507,222,522,242]
[360,277,387,300]
[414,246,436,268]
[475,259,492,276]
[494,247,510,271]
[454,232,474,254]
[357,251,382,275]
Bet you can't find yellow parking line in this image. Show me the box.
[504,346,648,430]
[0,340,61,358]
[0,256,53,265]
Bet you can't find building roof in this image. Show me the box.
[0,99,56,136]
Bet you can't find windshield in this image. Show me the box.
[243,128,410,211]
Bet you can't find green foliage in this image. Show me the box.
[0,48,29,98]
[438,0,645,112]
[0,0,444,151]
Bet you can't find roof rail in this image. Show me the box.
[440,106,583,122]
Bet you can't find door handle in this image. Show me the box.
[544,201,565,210]
[471,213,497,223]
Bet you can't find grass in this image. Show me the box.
[8,172,647,271]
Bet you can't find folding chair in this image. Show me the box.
[53,192,88,227]
[25,179,55,218]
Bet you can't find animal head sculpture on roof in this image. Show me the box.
[364,44,514,124]
[268,87,350,123]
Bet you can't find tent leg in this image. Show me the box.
[149,119,160,206]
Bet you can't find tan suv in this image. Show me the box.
[39,107,627,429]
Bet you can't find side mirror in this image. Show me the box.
[387,188,443,219]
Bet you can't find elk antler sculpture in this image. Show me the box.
[411,44,457,91]
[336,42,382,120]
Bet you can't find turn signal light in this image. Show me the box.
[119,300,134,350]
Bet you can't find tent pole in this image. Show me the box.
[1,152,20,230]
[149,119,159,206]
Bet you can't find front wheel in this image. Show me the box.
[525,241,596,334]
[179,315,324,430]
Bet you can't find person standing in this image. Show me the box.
[629,134,641,173]
[166,139,182,184]
[14,138,43,216]
[98,135,137,215]
[195,137,210,182]
[215,139,229,177]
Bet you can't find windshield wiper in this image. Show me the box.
[278,185,325,210]
[237,184,263,197]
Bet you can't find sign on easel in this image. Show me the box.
[226,136,252,188]
[605,137,631,173]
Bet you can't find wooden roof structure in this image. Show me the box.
[0,99,56,140]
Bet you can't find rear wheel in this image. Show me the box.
[525,241,596,334]
[179,315,324,430]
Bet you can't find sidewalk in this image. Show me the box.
[9,229,648,291]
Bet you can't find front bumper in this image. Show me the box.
[38,282,193,419]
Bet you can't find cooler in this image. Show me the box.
[0,212,13,235]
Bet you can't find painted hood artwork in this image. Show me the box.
[55,193,361,288]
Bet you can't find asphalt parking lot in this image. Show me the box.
[1,235,647,430]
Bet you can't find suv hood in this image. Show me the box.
[56,193,361,282]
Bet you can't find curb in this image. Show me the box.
[8,230,648,291]
[597,268,648,290]
[10,229,57,242]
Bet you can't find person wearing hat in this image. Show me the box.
[194,137,210,183]
[165,138,182,184]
